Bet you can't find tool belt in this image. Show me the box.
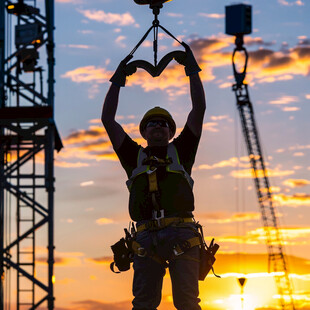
[110,221,221,281]
[136,216,195,233]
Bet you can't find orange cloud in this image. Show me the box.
[115,35,127,48]
[95,218,114,225]
[55,123,140,167]
[78,9,136,26]
[67,44,94,49]
[61,37,310,98]
[230,168,295,178]
[195,156,256,171]
[269,96,299,105]
[166,12,183,18]
[198,13,224,19]
[278,0,304,6]
[282,106,300,112]
[273,193,310,207]
[219,226,310,246]
[61,66,111,83]
[37,257,82,266]
[86,256,113,266]
[56,118,220,167]
[215,252,310,275]
[55,161,90,168]
[289,144,310,151]
[209,115,231,121]
[198,211,261,224]
[283,179,310,188]
[36,251,84,266]
[260,186,281,193]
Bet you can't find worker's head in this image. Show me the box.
[140,107,176,145]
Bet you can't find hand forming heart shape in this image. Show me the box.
[125,50,186,78]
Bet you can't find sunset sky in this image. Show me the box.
[10,0,310,309]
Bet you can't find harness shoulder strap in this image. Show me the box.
[167,144,194,188]
[126,147,149,189]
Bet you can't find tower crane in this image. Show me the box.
[225,4,295,310]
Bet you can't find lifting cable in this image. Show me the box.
[125,3,185,77]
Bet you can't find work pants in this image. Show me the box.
[132,224,201,310]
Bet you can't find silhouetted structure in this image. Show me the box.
[226,4,295,310]
[0,1,62,309]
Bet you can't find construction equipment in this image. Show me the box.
[0,0,62,309]
[134,0,172,5]
[226,4,295,310]
[126,0,186,77]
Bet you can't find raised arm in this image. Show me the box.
[101,55,133,150]
[187,73,206,137]
[178,43,206,137]
[101,84,126,150]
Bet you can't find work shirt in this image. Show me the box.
[115,124,201,221]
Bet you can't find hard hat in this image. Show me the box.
[139,106,176,138]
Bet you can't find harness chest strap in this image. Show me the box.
[148,169,158,192]
[126,143,194,190]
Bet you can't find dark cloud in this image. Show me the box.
[298,39,310,46]
[36,256,79,266]
[190,37,223,51]
[293,46,310,59]
[86,256,113,264]
[245,37,275,47]
[265,55,294,69]
[248,49,274,63]
[66,129,102,141]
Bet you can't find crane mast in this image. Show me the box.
[226,4,295,310]
[233,83,295,310]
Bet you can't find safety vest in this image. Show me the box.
[126,143,194,190]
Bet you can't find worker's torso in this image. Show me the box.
[114,125,201,222]
[128,143,194,221]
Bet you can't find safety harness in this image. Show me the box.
[111,144,220,279]
[126,143,194,222]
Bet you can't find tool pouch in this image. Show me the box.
[199,240,220,281]
[110,237,133,273]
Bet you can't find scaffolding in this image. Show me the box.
[0,0,62,309]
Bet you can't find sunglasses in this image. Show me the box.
[145,120,169,128]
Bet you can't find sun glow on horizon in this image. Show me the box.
[227,294,259,310]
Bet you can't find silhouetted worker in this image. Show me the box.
[102,43,206,310]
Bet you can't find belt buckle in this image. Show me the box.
[173,245,184,256]
[147,167,157,174]
[152,210,164,227]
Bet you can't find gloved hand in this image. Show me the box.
[109,55,133,87]
[179,42,201,76]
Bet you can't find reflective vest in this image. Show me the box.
[126,143,194,191]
